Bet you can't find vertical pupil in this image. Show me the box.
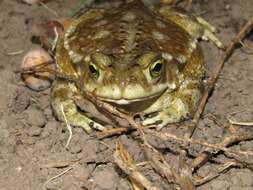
[153,63,162,72]
[89,65,97,74]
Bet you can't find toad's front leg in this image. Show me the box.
[51,80,106,133]
[141,79,203,129]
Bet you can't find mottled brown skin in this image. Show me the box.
[51,0,221,133]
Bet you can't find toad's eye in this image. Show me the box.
[149,60,163,78]
[89,63,100,79]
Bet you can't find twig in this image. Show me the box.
[39,1,59,17]
[5,50,24,56]
[16,60,77,83]
[97,127,129,139]
[82,91,146,139]
[52,27,59,52]
[228,117,253,126]
[82,90,253,188]
[187,16,253,137]
[146,129,253,159]
[194,161,237,186]
[178,150,195,190]
[41,159,80,168]
[83,93,186,188]
[190,133,253,170]
[146,147,195,190]
[160,0,192,6]
[61,104,73,148]
[15,61,54,73]
[240,41,253,54]
[114,141,160,190]
[43,165,74,186]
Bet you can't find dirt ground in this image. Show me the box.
[0,0,253,190]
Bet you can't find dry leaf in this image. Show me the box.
[115,141,145,190]
[130,177,145,190]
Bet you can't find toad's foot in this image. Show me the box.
[59,100,106,133]
[141,98,189,129]
[195,16,223,48]
[51,80,106,133]
[140,78,203,130]
[157,6,223,48]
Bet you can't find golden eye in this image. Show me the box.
[149,60,163,78]
[89,63,100,79]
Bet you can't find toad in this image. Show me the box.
[51,0,222,133]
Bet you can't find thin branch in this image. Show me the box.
[146,147,195,190]
[190,133,253,170]
[114,141,160,190]
[187,16,253,137]
[194,161,238,186]
[39,1,59,17]
[228,117,253,126]
[44,165,74,186]
[83,90,192,188]
[146,129,253,159]
[61,104,73,148]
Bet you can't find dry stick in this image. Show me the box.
[188,16,253,170]
[144,140,196,190]
[178,150,195,189]
[61,104,73,148]
[224,153,253,170]
[190,133,253,170]
[114,141,160,190]
[83,92,146,138]
[83,93,162,189]
[228,117,253,126]
[98,127,129,139]
[43,165,74,186]
[42,159,81,168]
[83,92,253,189]
[16,61,78,84]
[187,16,253,138]
[147,129,253,161]
[146,147,196,190]
[194,161,238,186]
[15,61,54,74]
[240,41,253,54]
[5,50,24,56]
[114,153,159,190]
[38,1,59,17]
[83,92,192,189]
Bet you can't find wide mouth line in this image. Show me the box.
[96,87,168,104]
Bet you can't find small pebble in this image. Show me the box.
[23,108,46,127]
[92,166,119,190]
[210,180,229,190]
[69,142,82,154]
[73,165,91,181]
[225,4,231,10]
[229,186,252,190]
[21,0,40,5]
[40,120,59,138]
[44,107,53,119]
[21,48,55,91]
[117,179,131,190]
[26,125,42,136]
[238,170,253,187]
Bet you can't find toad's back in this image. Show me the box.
[60,0,193,71]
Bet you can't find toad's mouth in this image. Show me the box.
[83,82,178,105]
[96,87,168,105]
